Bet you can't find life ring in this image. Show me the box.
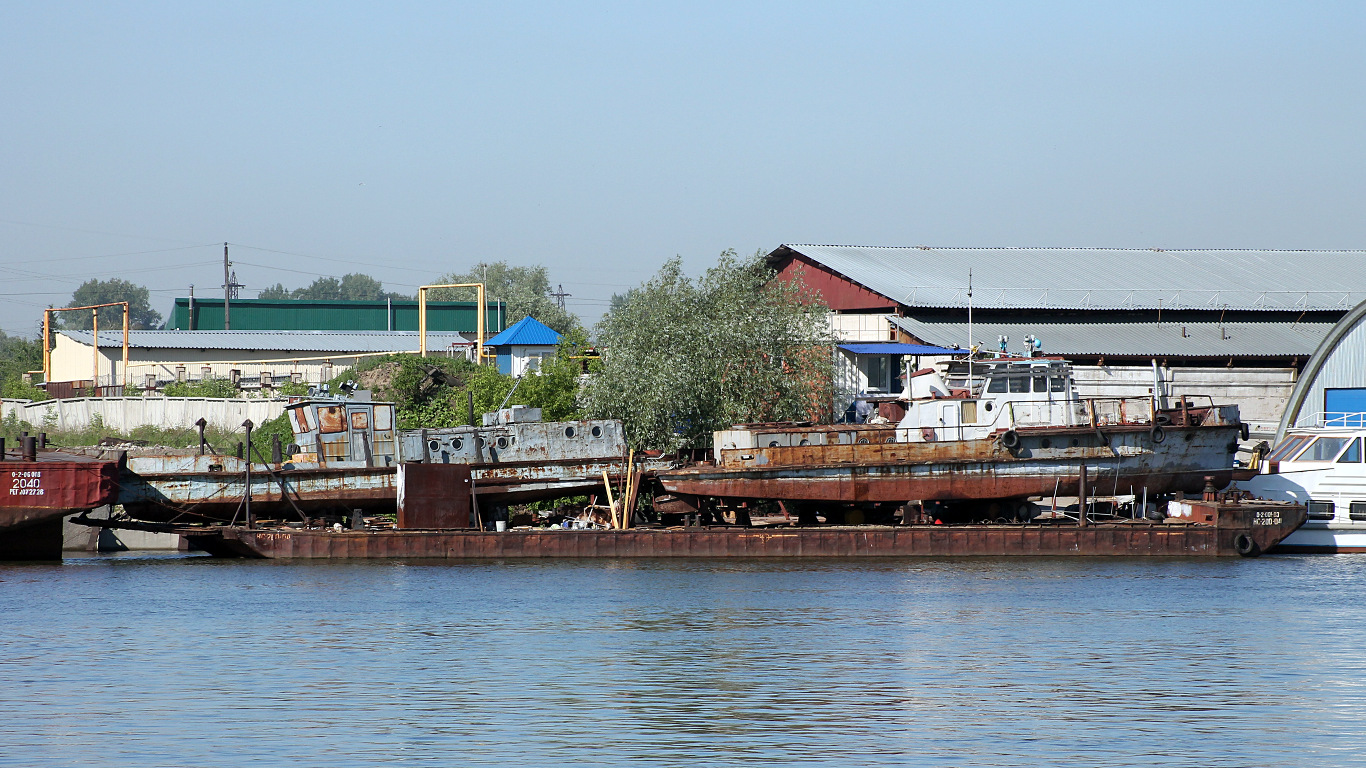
[1233,532,1259,557]
[1000,430,1020,449]
[1240,423,1250,441]
[1150,425,1166,444]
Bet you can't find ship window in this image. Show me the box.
[1339,438,1362,463]
[1307,500,1336,520]
[319,406,346,434]
[1032,375,1046,392]
[350,411,369,431]
[1009,376,1029,394]
[961,401,977,423]
[1268,436,1310,462]
[1351,502,1366,521]
[1050,376,1066,392]
[987,376,1008,393]
[373,405,393,431]
[1300,437,1349,462]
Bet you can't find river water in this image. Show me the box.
[1,553,1362,767]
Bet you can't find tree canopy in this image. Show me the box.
[430,261,580,334]
[582,250,834,451]
[58,279,162,330]
[258,273,408,301]
[0,330,44,399]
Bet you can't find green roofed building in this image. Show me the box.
[167,297,508,334]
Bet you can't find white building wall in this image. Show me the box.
[1070,365,1295,435]
[49,334,472,389]
[829,313,891,342]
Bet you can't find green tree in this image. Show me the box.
[430,262,580,335]
[58,279,162,330]
[0,330,46,400]
[258,273,407,301]
[582,250,835,451]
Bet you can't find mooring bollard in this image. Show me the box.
[21,436,37,462]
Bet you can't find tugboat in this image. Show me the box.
[657,355,1247,523]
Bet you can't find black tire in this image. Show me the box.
[1240,422,1250,441]
[1150,425,1166,444]
[1233,532,1259,557]
[1001,430,1020,449]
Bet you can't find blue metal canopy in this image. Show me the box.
[485,316,561,347]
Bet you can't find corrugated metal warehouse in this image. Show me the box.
[769,244,1366,433]
[166,297,508,333]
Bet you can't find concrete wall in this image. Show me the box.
[1071,365,1295,435]
[63,507,182,551]
[1,396,288,432]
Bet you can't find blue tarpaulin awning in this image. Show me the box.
[838,343,965,356]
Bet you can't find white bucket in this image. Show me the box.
[494,521,507,532]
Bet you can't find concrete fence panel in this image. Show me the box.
[1,397,289,433]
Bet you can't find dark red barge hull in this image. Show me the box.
[183,500,1304,559]
[0,453,120,560]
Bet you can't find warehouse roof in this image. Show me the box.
[888,315,1335,358]
[485,316,561,347]
[838,343,965,356]
[61,330,475,353]
[774,244,1366,311]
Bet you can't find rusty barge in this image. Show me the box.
[112,400,660,525]
[0,435,119,560]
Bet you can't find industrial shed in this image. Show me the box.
[48,330,476,397]
[770,244,1366,432]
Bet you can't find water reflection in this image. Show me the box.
[0,555,1361,766]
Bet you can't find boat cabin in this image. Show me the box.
[896,358,1085,442]
[286,400,399,466]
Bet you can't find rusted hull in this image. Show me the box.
[0,456,119,561]
[0,458,119,529]
[660,424,1238,503]
[117,454,641,523]
[184,501,1303,559]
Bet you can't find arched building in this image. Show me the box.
[1277,298,1366,440]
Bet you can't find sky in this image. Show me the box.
[2,1,1364,336]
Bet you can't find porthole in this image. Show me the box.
[1041,438,1051,449]
[857,437,870,444]
[1071,438,1079,447]
[496,436,509,450]
[451,437,463,451]
[477,437,486,448]
[799,439,810,446]
[565,426,576,438]
[884,436,896,444]
[984,402,994,412]
[769,440,780,448]
[591,426,603,438]
[427,439,440,451]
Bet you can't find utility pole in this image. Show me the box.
[550,283,571,311]
[221,242,242,329]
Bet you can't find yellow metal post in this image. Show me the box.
[92,308,99,388]
[41,309,50,385]
[417,283,486,363]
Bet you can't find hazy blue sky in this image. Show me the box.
[2,2,1364,335]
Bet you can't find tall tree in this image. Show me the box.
[0,330,44,399]
[58,279,162,330]
[582,250,835,451]
[258,273,407,301]
[430,261,580,334]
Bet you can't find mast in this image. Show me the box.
[967,269,973,391]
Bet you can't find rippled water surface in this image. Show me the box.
[2,553,1363,767]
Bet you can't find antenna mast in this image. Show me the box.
[967,269,974,389]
